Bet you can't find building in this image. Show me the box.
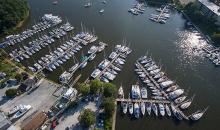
[19,76,38,92]
[0,112,11,130]
[196,0,220,24]
[22,112,47,130]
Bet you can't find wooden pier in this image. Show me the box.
[116,98,170,104]
[136,61,189,120]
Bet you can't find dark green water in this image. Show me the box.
[5,0,220,129]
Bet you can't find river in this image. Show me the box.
[5,0,220,129]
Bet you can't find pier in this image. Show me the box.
[135,61,189,120]
[136,61,169,99]
[116,98,170,104]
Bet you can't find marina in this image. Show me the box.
[0,0,218,130]
[149,5,171,24]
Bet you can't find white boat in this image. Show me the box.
[128,102,133,115]
[159,104,165,116]
[122,102,128,114]
[165,104,171,117]
[99,9,104,13]
[68,63,79,72]
[134,103,140,118]
[190,107,208,121]
[91,69,101,79]
[171,104,182,120]
[174,96,187,104]
[8,105,23,115]
[180,96,194,109]
[145,102,152,115]
[88,46,97,54]
[84,2,91,7]
[118,85,124,98]
[12,105,32,119]
[80,61,88,69]
[131,84,141,99]
[152,103,158,116]
[89,53,96,61]
[141,102,145,116]
[59,71,72,84]
[168,89,184,99]
[141,87,148,99]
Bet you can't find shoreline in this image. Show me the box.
[0,10,30,41]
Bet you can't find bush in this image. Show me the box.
[104,117,113,130]
[102,97,115,118]
[76,83,90,96]
[103,83,117,98]
[90,79,103,95]
[78,109,96,128]
[5,88,18,97]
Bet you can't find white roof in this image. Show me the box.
[198,0,220,16]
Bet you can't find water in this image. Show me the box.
[5,0,220,129]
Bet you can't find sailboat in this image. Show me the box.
[118,85,124,98]
[152,103,158,116]
[190,107,209,121]
[145,102,152,115]
[134,102,140,118]
[180,95,195,109]
[99,9,105,13]
[140,102,145,116]
[128,101,133,115]
[122,101,128,114]
[165,104,171,117]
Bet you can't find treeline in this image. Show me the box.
[0,0,29,35]
[183,2,220,44]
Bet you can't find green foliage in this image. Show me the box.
[76,83,90,96]
[102,97,115,118]
[0,0,29,34]
[90,79,103,95]
[67,100,78,109]
[15,73,22,82]
[78,109,96,128]
[104,117,113,130]
[103,83,117,98]
[5,88,18,97]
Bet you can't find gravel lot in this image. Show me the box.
[55,101,97,130]
[0,79,59,127]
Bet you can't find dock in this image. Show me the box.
[116,98,170,104]
[135,61,189,120]
[136,61,169,99]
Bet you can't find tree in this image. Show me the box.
[102,97,115,118]
[90,79,103,95]
[15,73,22,82]
[103,83,117,98]
[5,88,18,97]
[76,83,90,96]
[78,109,96,128]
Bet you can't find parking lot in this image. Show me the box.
[0,79,59,127]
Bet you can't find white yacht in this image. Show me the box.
[131,84,141,99]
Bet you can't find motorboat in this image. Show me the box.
[134,103,140,118]
[91,69,101,79]
[171,104,182,120]
[145,102,152,115]
[128,102,133,115]
[99,9,104,13]
[131,84,141,99]
[12,105,32,119]
[141,102,145,116]
[98,59,110,70]
[159,104,165,116]
[8,105,23,115]
[100,76,109,83]
[109,52,118,59]
[88,46,97,54]
[152,103,158,116]
[165,104,171,116]
[141,87,148,99]
[59,71,72,84]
